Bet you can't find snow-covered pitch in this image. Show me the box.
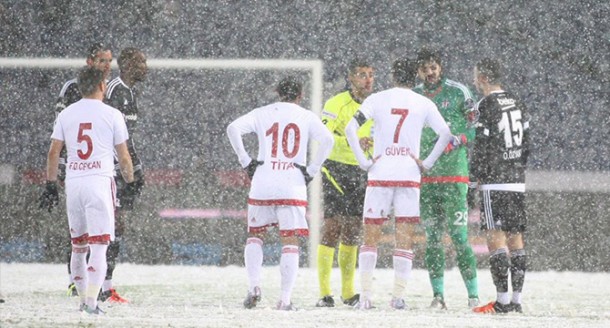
[1,263,608,327]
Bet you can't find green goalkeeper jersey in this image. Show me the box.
[413,77,476,181]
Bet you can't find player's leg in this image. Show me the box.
[100,176,129,303]
[391,187,420,310]
[445,183,479,305]
[65,178,89,307]
[506,192,527,312]
[82,176,114,313]
[358,187,391,309]
[276,206,307,310]
[317,216,339,306]
[421,184,447,305]
[337,173,365,305]
[316,168,345,306]
[473,190,511,314]
[338,215,361,305]
[243,205,269,309]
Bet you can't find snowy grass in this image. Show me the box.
[1,263,609,327]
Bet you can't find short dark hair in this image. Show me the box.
[347,58,372,75]
[118,47,142,70]
[77,66,105,96]
[476,58,503,83]
[276,76,303,101]
[391,57,418,86]
[416,47,442,67]
[87,42,111,59]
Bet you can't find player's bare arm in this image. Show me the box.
[115,142,135,183]
[46,139,64,182]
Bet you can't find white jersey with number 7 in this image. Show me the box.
[227,102,334,204]
[351,87,451,184]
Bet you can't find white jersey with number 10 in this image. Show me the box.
[227,102,333,204]
[358,87,450,184]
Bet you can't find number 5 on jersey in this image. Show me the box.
[77,122,93,160]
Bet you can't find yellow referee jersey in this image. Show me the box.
[321,91,373,165]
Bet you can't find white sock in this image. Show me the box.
[512,291,522,304]
[70,244,89,303]
[85,244,108,309]
[392,249,414,299]
[244,237,263,292]
[102,279,112,292]
[359,245,378,301]
[279,245,299,305]
[497,292,510,305]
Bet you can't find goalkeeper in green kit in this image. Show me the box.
[413,48,479,309]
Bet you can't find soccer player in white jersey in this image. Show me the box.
[227,77,334,311]
[40,66,136,315]
[345,57,453,310]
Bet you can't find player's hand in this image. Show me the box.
[444,134,468,153]
[39,181,59,212]
[293,163,313,185]
[245,160,264,180]
[124,181,139,198]
[133,168,145,195]
[359,137,373,153]
[359,154,381,171]
[414,158,428,173]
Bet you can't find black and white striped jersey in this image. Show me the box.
[105,77,142,169]
[471,90,530,189]
[55,78,81,114]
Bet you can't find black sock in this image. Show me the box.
[510,249,527,293]
[106,239,121,281]
[489,249,510,293]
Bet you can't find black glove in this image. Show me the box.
[133,168,145,195]
[293,163,313,185]
[245,160,264,180]
[124,181,139,199]
[39,181,59,212]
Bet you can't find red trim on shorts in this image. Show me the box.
[364,217,386,225]
[88,234,111,244]
[248,223,278,234]
[279,229,309,237]
[247,198,308,207]
[71,234,89,244]
[72,245,89,253]
[395,216,420,223]
[367,180,420,188]
[421,176,469,184]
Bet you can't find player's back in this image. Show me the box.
[248,102,320,202]
[362,87,439,182]
[56,99,127,179]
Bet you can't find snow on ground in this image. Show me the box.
[1,263,609,328]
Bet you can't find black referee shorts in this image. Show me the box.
[322,160,367,218]
[480,190,527,233]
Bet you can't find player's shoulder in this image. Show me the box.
[324,90,352,108]
[59,78,79,96]
[106,77,128,97]
[445,79,474,99]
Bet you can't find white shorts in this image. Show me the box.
[65,175,116,243]
[247,205,308,237]
[362,186,420,225]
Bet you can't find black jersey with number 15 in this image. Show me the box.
[471,90,530,185]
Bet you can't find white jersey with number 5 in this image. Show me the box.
[227,102,333,204]
[51,98,129,179]
[358,87,450,184]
